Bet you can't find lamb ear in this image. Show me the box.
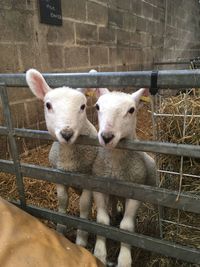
[88,69,110,97]
[76,69,98,94]
[131,88,148,106]
[89,69,98,74]
[95,88,110,98]
[26,69,51,100]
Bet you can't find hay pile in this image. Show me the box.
[154,90,200,252]
[158,91,200,145]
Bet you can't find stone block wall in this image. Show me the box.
[1,1,200,73]
[0,0,200,156]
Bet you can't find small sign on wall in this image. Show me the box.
[38,0,62,26]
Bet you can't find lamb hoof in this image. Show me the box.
[56,224,67,235]
[117,263,131,267]
[76,238,87,247]
[117,260,132,267]
[76,230,88,247]
[107,260,116,267]
[94,248,106,265]
[117,253,132,267]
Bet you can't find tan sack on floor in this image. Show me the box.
[0,197,104,267]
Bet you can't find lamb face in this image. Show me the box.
[95,88,146,148]
[44,88,87,144]
[26,69,87,144]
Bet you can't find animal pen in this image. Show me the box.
[0,70,200,265]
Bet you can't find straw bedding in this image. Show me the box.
[0,99,199,266]
[151,91,200,266]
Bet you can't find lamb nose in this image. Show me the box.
[61,129,74,142]
[101,132,114,144]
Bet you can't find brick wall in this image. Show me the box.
[0,0,200,156]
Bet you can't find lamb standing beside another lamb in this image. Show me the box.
[93,88,156,267]
[26,69,97,247]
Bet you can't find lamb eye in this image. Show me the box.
[80,104,86,110]
[128,107,135,114]
[95,104,100,111]
[46,102,52,110]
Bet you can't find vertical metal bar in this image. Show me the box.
[151,95,164,238]
[0,84,26,207]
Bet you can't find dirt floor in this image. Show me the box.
[0,103,198,266]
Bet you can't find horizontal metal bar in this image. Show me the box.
[0,159,15,172]
[1,160,200,214]
[116,139,200,158]
[14,128,52,140]
[1,128,200,159]
[0,126,8,135]
[13,203,200,264]
[154,61,190,65]
[0,70,200,88]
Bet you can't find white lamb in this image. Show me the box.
[26,69,97,247]
[93,87,156,267]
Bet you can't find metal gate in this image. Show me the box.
[0,70,200,264]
